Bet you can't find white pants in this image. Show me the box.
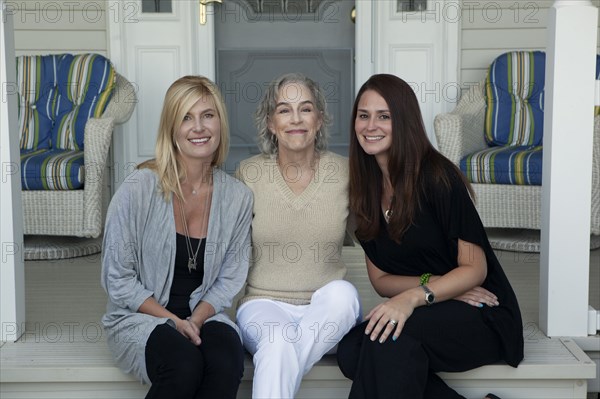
[236,280,361,399]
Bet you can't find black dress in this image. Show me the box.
[337,164,524,399]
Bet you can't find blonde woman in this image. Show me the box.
[101,76,253,398]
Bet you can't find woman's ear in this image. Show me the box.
[317,112,324,132]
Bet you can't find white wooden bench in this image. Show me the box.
[0,246,596,399]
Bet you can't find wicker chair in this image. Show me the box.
[434,80,600,236]
[21,72,136,238]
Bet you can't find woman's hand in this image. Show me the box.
[138,297,202,345]
[175,317,201,346]
[454,286,499,308]
[364,290,419,344]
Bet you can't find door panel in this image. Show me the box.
[374,0,461,145]
[117,1,195,164]
[108,0,216,187]
[215,0,355,173]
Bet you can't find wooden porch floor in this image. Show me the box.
[1,245,599,398]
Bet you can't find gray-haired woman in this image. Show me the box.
[235,73,361,398]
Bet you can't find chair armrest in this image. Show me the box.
[83,117,115,237]
[103,73,137,125]
[434,82,488,165]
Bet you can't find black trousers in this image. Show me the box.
[337,301,502,399]
[144,321,244,399]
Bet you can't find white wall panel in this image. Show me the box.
[15,31,106,54]
[463,29,548,48]
[459,0,600,86]
[10,0,107,54]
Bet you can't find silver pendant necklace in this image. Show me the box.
[178,197,201,273]
[384,195,394,224]
[179,183,210,273]
[384,208,393,223]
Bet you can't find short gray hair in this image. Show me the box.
[255,73,331,156]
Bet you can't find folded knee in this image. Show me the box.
[314,280,361,316]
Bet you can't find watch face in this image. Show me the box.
[422,285,435,305]
[425,292,435,305]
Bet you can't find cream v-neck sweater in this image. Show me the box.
[237,152,349,306]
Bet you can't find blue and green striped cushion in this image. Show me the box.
[460,146,543,185]
[485,51,546,147]
[16,55,58,150]
[21,149,85,190]
[52,54,116,150]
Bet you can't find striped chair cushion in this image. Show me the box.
[16,55,58,150]
[460,146,543,185]
[485,51,546,147]
[21,149,85,190]
[52,54,116,150]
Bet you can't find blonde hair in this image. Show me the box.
[139,75,229,200]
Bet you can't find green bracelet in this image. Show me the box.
[419,273,432,286]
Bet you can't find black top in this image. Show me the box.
[359,163,524,367]
[166,233,206,319]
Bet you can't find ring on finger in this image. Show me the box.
[388,319,398,326]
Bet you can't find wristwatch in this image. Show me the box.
[421,285,435,306]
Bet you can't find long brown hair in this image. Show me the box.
[349,74,474,243]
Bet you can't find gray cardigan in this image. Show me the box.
[101,167,253,384]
